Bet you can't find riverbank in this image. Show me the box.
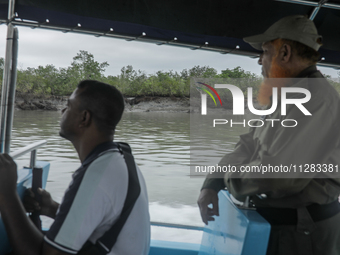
[125,96,190,113]
[15,95,192,113]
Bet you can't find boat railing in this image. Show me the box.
[150,221,203,231]
[10,140,47,169]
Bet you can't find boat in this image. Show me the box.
[0,0,340,254]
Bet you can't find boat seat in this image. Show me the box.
[198,190,270,255]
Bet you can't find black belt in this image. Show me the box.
[256,200,340,225]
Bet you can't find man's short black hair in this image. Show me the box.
[77,80,124,134]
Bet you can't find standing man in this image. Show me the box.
[0,80,150,255]
[198,15,340,255]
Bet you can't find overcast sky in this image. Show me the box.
[0,25,339,78]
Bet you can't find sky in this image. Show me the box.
[0,24,339,78]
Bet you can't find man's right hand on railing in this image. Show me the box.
[24,188,59,219]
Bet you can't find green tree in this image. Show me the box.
[218,66,257,79]
[11,51,263,99]
[188,65,217,78]
[69,50,109,80]
[16,67,46,99]
[34,65,58,95]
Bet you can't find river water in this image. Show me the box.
[11,109,249,244]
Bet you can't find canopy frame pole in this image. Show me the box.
[309,0,328,20]
[276,0,340,10]
[0,0,18,153]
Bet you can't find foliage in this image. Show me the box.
[217,66,256,79]
[70,50,109,81]
[15,51,109,97]
[2,53,340,102]
[0,52,262,99]
[112,67,189,97]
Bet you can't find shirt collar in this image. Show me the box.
[82,141,119,167]
[295,65,319,78]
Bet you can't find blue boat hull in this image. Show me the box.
[149,191,270,255]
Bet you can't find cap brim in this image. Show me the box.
[243,33,277,51]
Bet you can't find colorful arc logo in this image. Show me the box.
[196,82,222,106]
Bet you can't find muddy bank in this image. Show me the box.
[15,95,192,113]
[125,96,190,113]
[15,95,67,111]
[15,95,258,114]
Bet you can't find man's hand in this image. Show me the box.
[0,154,17,203]
[24,188,59,219]
[197,188,219,225]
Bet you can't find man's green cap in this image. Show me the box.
[243,15,322,51]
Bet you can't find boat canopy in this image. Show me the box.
[0,0,340,69]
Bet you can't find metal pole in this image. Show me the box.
[0,24,14,153]
[4,27,18,154]
[309,0,328,20]
[8,0,15,20]
[0,0,17,153]
[30,150,37,169]
[10,140,47,160]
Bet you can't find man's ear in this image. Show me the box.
[79,110,92,128]
[279,44,292,63]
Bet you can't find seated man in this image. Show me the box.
[0,80,150,255]
[198,15,340,255]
